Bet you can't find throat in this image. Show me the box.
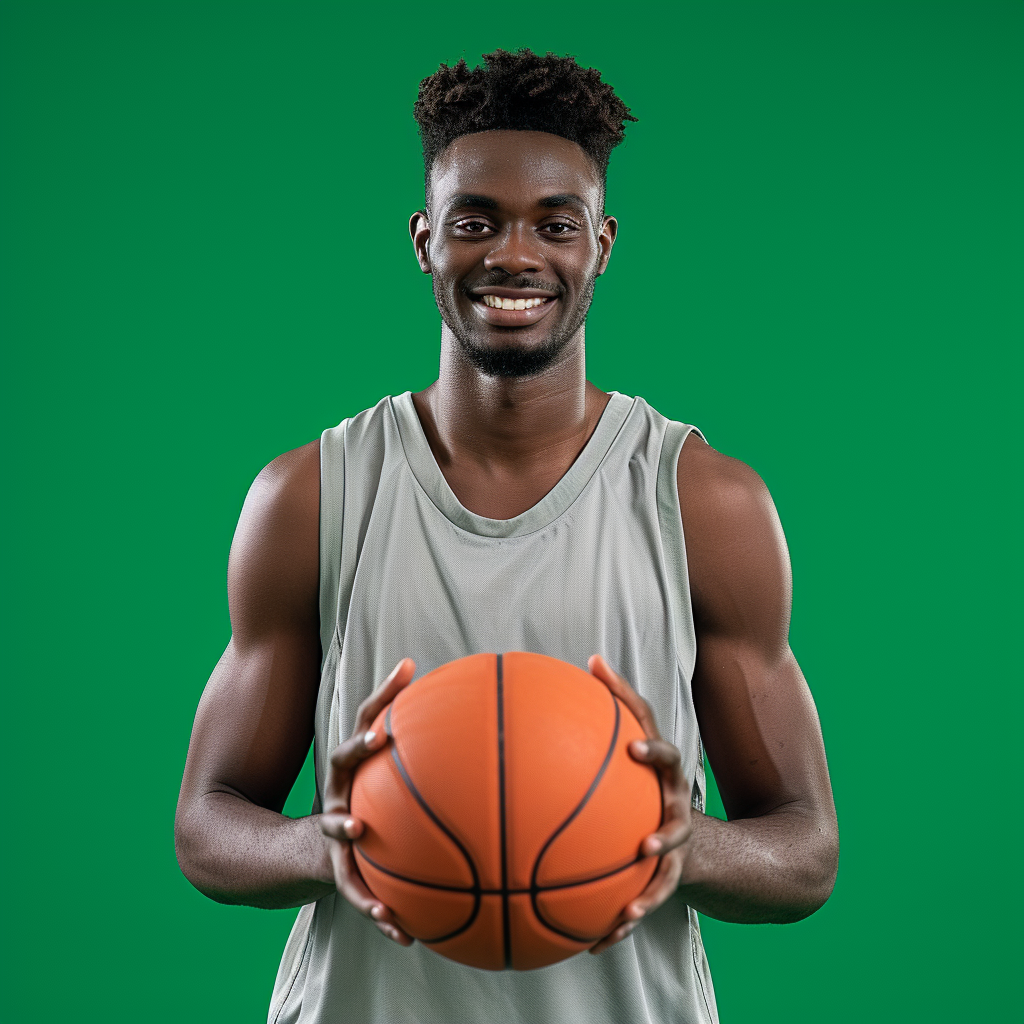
[410,380,613,519]
[439,465,569,520]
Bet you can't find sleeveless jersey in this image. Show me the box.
[268,391,719,1024]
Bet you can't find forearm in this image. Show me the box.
[175,790,336,910]
[677,805,838,924]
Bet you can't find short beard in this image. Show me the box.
[437,273,597,379]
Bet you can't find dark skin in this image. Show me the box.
[175,130,838,953]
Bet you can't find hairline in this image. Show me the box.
[423,130,608,217]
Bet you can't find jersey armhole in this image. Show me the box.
[656,420,708,811]
[319,420,348,667]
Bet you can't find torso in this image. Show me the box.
[267,390,720,1024]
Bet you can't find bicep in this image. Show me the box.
[178,441,321,815]
[680,441,835,824]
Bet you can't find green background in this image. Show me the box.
[3,1,1021,1020]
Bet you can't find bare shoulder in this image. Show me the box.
[246,437,321,518]
[228,438,322,641]
[676,431,791,635]
[676,430,774,524]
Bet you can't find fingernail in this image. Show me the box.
[635,740,649,756]
[364,730,376,745]
[370,905,383,920]
[647,838,662,853]
[343,818,354,833]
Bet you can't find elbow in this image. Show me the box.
[173,809,205,897]
[174,803,239,906]
[779,823,839,923]
[775,873,836,924]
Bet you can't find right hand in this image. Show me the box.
[319,658,416,946]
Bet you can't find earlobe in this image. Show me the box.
[409,210,432,274]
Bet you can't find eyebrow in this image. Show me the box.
[447,193,499,211]
[538,193,587,210]
[445,192,590,213]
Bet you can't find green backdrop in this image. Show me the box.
[3,2,1021,1020]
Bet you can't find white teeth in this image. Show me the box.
[481,294,550,310]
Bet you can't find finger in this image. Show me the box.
[641,808,693,857]
[355,658,417,731]
[329,840,414,946]
[588,916,642,956]
[589,889,649,946]
[628,738,693,849]
[588,848,679,955]
[367,901,415,946]
[319,812,364,842]
[629,737,682,772]
[323,729,386,807]
[587,655,661,739]
[627,852,684,919]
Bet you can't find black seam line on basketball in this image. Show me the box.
[355,845,646,894]
[355,848,481,943]
[385,718,482,940]
[530,687,621,943]
[497,653,512,970]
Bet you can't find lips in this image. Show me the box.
[468,287,560,328]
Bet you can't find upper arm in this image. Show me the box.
[177,438,322,817]
[678,434,836,829]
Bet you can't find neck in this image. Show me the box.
[414,325,608,473]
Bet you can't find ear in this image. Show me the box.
[596,215,618,277]
[409,210,432,274]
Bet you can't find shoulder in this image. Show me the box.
[228,439,321,630]
[676,431,777,530]
[246,437,321,518]
[675,431,791,633]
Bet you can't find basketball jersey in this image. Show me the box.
[268,391,720,1024]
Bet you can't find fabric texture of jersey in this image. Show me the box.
[268,391,719,1024]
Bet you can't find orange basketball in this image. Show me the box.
[350,652,662,971]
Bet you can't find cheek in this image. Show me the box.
[429,247,474,287]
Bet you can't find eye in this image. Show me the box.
[453,219,494,235]
[541,222,579,236]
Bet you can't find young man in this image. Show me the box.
[175,50,838,1024]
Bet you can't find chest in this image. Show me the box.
[342,470,681,696]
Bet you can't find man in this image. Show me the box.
[175,49,838,1024]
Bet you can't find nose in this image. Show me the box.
[483,224,546,276]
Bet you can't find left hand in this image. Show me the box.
[586,654,693,955]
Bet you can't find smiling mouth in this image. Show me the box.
[480,294,551,310]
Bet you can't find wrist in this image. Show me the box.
[676,807,715,895]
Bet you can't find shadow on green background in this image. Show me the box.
[2,2,1021,1021]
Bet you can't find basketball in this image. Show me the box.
[349,651,662,971]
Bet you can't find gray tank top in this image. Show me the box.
[268,391,719,1024]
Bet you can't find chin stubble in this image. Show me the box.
[435,273,598,379]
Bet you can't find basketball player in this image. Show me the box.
[175,50,838,1023]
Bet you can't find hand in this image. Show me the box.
[319,658,416,946]
[586,654,693,955]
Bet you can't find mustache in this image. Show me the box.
[462,274,564,297]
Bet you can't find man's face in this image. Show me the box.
[410,131,617,378]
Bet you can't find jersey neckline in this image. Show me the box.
[389,390,636,539]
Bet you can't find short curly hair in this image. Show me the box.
[414,49,636,196]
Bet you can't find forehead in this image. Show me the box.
[430,130,602,210]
